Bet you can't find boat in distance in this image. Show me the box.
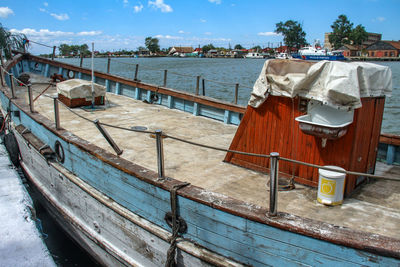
[292,45,346,61]
[0,51,399,266]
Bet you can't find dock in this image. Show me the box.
[0,142,55,266]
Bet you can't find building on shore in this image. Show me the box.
[324,32,382,50]
[168,46,193,56]
[366,41,400,57]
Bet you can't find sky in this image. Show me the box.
[0,0,399,54]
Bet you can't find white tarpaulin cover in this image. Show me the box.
[57,79,106,99]
[249,59,392,109]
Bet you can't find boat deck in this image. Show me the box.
[14,77,400,240]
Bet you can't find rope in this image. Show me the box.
[164,133,271,158]
[279,156,400,181]
[165,182,190,267]
[28,40,54,49]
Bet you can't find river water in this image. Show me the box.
[58,57,400,135]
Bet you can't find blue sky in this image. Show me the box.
[0,0,399,54]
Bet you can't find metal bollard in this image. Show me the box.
[202,79,205,96]
[93,119,123,155]
[163,70,167,87]
[28,84,35,113]
[54,97,60,130]
[9,74,16,98]
[0,68,3,87]
[195,76,200,95]
[134,64,139,81]
[80,53,84,67]
[234,83,239,104]
[155,130,165,179]
[269,152,279,216]
[107,56,111,73]
[52,46,56,60]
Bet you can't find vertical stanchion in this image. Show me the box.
[80,53,83,67]
[28,84,35,113]
[234,83,239,104]
[134,64,139,81]
[9,74,16,98]
[163,70,167,87]
[269,152,279,216]
[202,79,205,96]
[107,56,111,73]
[0,49,5,66]
[155,130,165,179]
[52,46,56,60]
[54,97,60,130]
[8,45,12,58]
[195,76,200,95]
[0,68,4,87]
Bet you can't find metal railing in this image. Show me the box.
[1,62,399,219]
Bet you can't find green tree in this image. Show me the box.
[234,44,244,50]
[275,20,307,50]
[145,37,160,53]
[329,14,353,49]
[350,24,368,47]
[58,44,71,56]
[0,23,28,58]
[251,45,262,51]
[202,43,215,53]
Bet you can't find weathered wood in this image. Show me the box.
[163,70,167,87]
[52,46,56,60]
[234,83,239,104]
[380,133,400,146]
[225,96,386,195]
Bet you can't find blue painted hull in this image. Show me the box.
[1,54,399,266]
[292,54,346,61]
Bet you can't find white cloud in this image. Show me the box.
[43,2,48,7]
[133,3,144,12]
[258,32,280,36]
[200,19,206,23]
[204,32,212,35]
[0,7,14,18]
[377,16,385,22]
[39,8,46,12]
[208,0,221,4]
[123,0,129,4]
[154,34,182,40]
[178,30,185,34]
[148,0,172,13]
[50,13,70,21]
[77,31,103,36]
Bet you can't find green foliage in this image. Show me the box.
[251,45,262,51]
[350,24,368,46]
[0,23,28,58]
[202,43,215,53]
[58,44,90,56]
[275,20,307,49]
[329,14,353,49]
[145,37,160,53]
[234,44,244,50]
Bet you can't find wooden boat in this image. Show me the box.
[1,52,399,266]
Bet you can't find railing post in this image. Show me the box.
[134,64,139,81]
[9,74,16,99]
[163,69,167,87]
[52,46,56,60]
[195,76,200,95]
[202,78,205,96]
[93,119,123,155]
[0,68,3,87]
[269,152,279,216]
[8,44,12,59]
[80,53,84,67]
[27,84,35,113]
[155,130,165,179]
[54,97,60,130]
[0,50,4,66]
[234,83,239,104]
[107,55,111,73]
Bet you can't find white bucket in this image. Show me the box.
[317,166,346,205]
